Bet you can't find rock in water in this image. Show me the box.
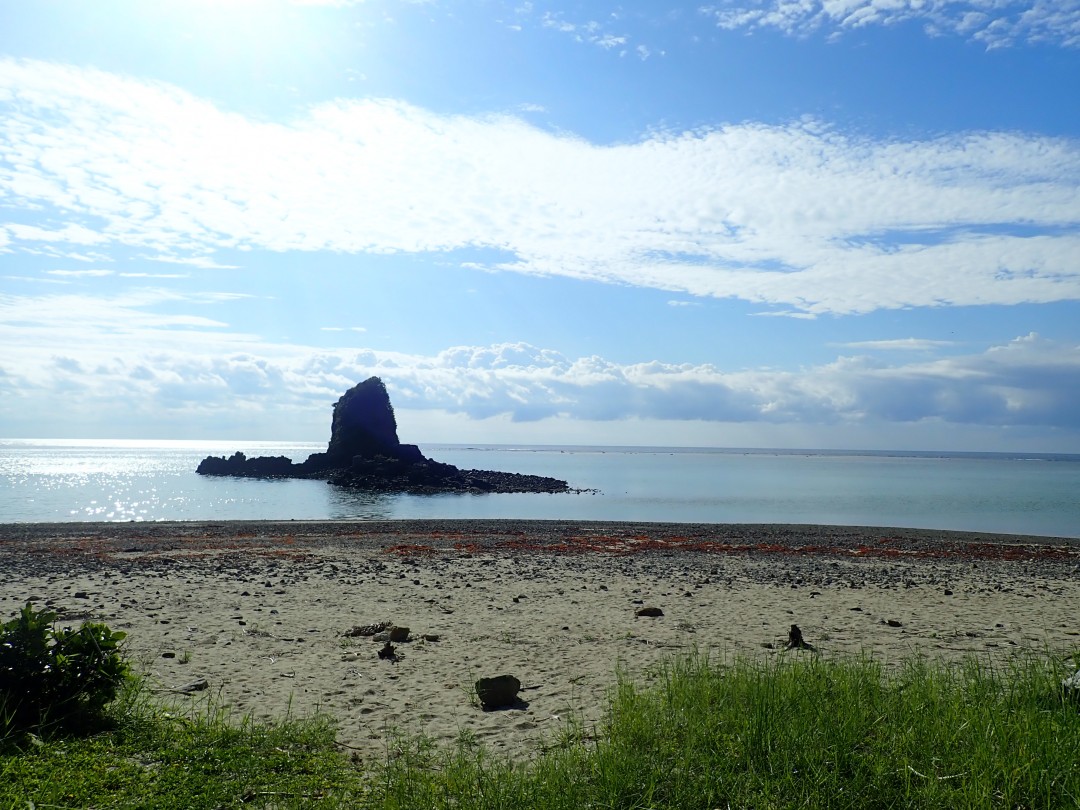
[196,377,572,494]
[325,377,402,462]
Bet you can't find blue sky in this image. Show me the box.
[2,0,1079,450]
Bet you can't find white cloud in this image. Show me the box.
[700,0,1080,49]
[836,338,957,351]
[45,269,114,278]
[538,10,637,50]
[1,58,1079,316]
[146,255,243,270]
[3,288,1078,432]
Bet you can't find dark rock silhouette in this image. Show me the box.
[325,376,415,463]
[474,674,522,710]
[786,624,816,651]
[196,377,571,495]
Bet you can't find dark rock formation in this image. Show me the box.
[474,674,522,710]
[326,377,404,463]
[196,377,571,495]
[195,452,295,478]
[786,624,815,651]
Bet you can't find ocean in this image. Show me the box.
[1,439,1079,538]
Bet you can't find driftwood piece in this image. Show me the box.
[786,624,815,651]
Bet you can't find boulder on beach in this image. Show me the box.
[196,377,572,495]
[475,674,522,710]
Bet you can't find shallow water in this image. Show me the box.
[2,439,1079,537]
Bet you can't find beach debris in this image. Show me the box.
[786,624,815,651]
[636,606,664,618]
[475,675,521,710]
[377,641,398,662]
[372,625,412,642]
[344,621,391,637]
[174,678,209,694]
[1062,669,1080,699]
[886,619,904,628]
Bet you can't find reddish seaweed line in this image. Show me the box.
[385,534,1079,563]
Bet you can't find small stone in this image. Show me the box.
[388,626,410,642]
[74,591,89,599]
[475,675,521,710]
[636,606,664,618]
[161,652,176,659]
[422,633,441,642]
[886,619,903,628]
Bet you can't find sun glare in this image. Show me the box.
[152,0,313,68]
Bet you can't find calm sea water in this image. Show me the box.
[1,439,1079,538]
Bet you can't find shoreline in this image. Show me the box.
[4,520,1079,761]
[4,516,1080,550]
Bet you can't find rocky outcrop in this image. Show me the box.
[196,377,571,495]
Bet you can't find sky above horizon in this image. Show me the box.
[2,0,1079,451]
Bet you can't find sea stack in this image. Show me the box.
[325,377,409,462]
[196,377,571,495]
[302,377,425,472]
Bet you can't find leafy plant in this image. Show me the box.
[0,602,130,736]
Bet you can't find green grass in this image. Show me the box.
[3,651,1079,809]
[0,685,371,808]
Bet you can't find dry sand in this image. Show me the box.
[2,520,1079,764]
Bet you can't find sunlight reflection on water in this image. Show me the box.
[2,439,1080,537]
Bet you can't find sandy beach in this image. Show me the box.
[2,520,1079,764]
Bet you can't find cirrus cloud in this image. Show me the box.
[1,57,1079,316]
[700,0,1080,49]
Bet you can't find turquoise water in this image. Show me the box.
[1,439,1079,538]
